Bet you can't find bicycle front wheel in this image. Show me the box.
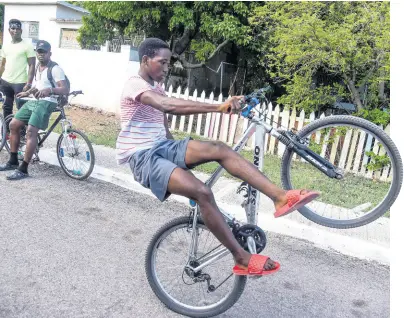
[56,128,95,180]
[281,115,402,229]
[0,114,6,152]
[3,114,32,160]
[145,216,247,318]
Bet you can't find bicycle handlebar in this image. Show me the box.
[69,90,83,97]
[240,86,273,118]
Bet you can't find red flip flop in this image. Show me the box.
[233,254,281,276]
[274,189,320,218]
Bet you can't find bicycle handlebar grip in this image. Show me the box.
[241,97,259,117]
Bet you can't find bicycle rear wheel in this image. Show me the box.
[281,115,402,229]
[145,216,247,318]
[56,128,95,180]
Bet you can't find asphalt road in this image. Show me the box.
[0,154,389,318]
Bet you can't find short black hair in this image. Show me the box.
[138,38,170,60]
[9,19,22,28]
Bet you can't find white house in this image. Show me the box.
[1,0,89,49]
[0,1,140,113]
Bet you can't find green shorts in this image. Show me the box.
[14,99,57,130]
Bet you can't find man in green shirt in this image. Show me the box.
[0,19,36,119]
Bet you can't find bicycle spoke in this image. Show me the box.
[161,236,189,260]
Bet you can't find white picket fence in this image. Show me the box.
[163,85,391,181]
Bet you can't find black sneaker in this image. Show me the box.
[6,169,29,180]
[0,162,19,171]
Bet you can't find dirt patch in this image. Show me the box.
[52,106,121,148]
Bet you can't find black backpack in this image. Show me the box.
[35,61,70,105]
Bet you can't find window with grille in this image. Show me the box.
[59,28,81,49]
[21,21,39,39]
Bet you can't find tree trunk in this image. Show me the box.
[343,74,364,111]
[379,81,385,102]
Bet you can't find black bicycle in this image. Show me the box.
[0,91,95,180]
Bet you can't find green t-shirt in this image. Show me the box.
[1,40,35,84]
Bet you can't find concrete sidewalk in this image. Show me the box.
[38,133,390,265]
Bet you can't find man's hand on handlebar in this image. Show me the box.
[16,86,37,98]
[16,91,30,98]
[217,96,245,114]
[16,87,40,99]
[34,88,52,99]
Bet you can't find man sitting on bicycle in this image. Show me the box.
[117,38,319,276]
[0,40,68,180]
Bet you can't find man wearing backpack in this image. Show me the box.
[0,40,69,180]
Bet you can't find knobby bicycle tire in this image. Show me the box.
[281,115,402,229]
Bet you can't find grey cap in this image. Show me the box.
[36,40,51,52]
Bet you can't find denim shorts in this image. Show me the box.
[129,137,192,201]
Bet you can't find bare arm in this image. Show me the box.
[18,79,69,99]
[164,114,174,139]
[139,90,243,115]
[34,79,68,99]
[26,57,36,85]
[53,79,69,96]
[0,57,6,78]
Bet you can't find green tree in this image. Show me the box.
[77,1,260,71]
[250,1,390,113]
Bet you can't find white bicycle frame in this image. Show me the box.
[186,113,282,273]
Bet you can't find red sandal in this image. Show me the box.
[274,189,320,218]
[233,254,281,276]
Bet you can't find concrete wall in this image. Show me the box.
[3,4,83,50]
[3,4,58,47]
[2,3,139,113]
[51,47,140,114]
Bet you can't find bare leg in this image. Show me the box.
[185,140,292,210]
[9,118,24,153]
[24,125,39,164]
[167,167,276,270]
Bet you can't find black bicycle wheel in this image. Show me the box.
[0,114,6,152]
[145,216,247,318]
[281,115,402,229]
[3,114,13,153]
[56,128,95,180]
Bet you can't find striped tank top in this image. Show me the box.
[116,75,167,165]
